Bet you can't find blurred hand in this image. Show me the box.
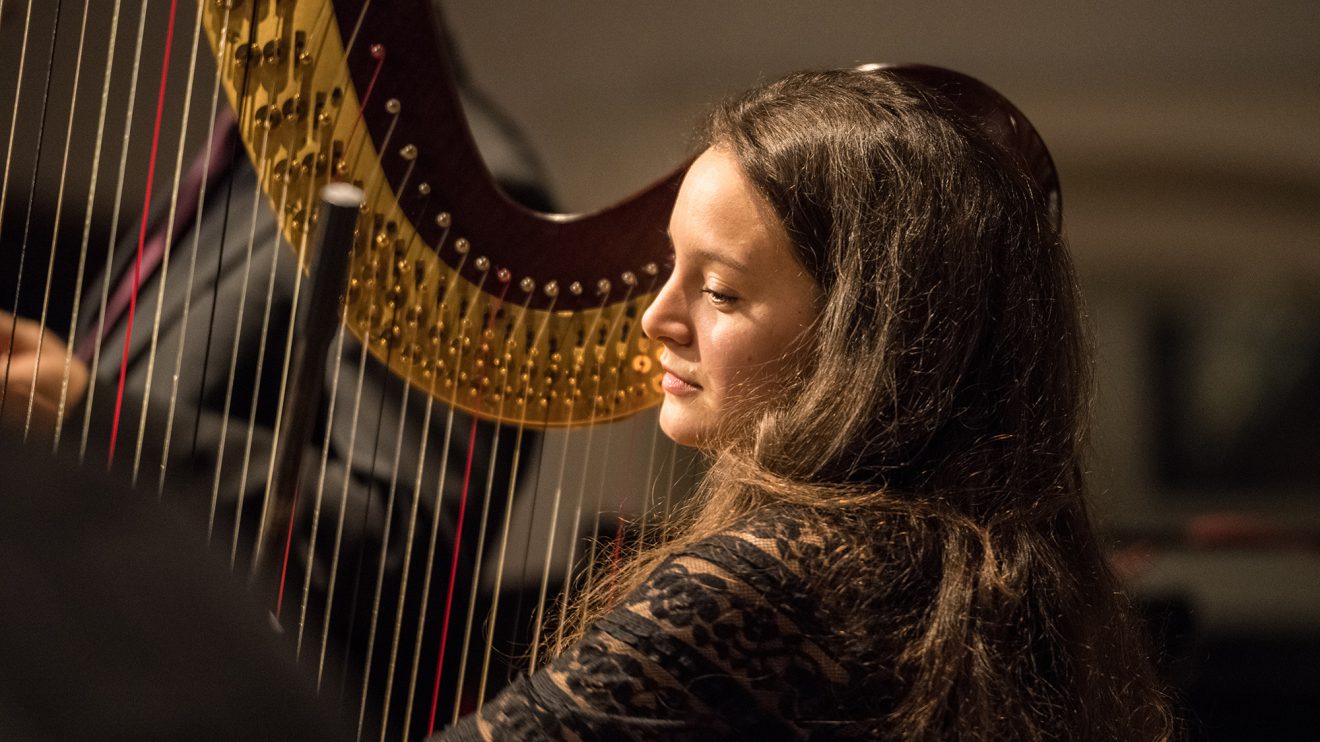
[0,310,89,436]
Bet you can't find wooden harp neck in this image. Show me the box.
[205,0,683,427]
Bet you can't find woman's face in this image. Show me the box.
[641,147,821,448]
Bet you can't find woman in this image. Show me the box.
[439,66,1172,740]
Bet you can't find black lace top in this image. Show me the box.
[436,505,908,740]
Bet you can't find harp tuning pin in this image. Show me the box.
[370,44,386,60]
[435,211,452,228]
[399,143,417,160]
[262,40,282,65]
[496,267,512,283]
[543,280,559,298]
[569,281,584,296]
[621,271,637,286]
[474,256,491,272]
[453,236,469,254]
[385,98,401,115]
[596,279,612,295]
[520,277,535,293]
[642,262,659,276]
[417,182,431,195]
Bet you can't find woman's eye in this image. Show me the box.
[701,287,738,305]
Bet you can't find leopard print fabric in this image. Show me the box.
[436,506,898,740]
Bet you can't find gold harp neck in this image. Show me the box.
[203,0,682,427]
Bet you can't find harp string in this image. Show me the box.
[504,416,552,688]
[240,0,359,566]
[187,3,259,478]
[0,0,36,423]
[209,119,268,554]
[251,0,343,582]
[316,311,376,690]
[352,157,428,739]
[636,405,666,560]
[283,3,349,639]
[422,265,494,736]
[316,190,462,675]
[319,92,411,715]
[399,246,474,742]
[105,0,180,463]
[153,3,231,496]
[526,295,614,670]
[575,275,655,632]
[336,325,388,708]
[59,0,124,454]
[235,6,303,553]
[424,274,513,732]
[550,293,635,654]
[327,79,410,617]
[449,281,539,722]
[232,140,295,545]
[0,0,53,437]
[298,320,349,658]
[75,0,148,459]
[260,0,341,591]
[224,8,295,563]
[475,305,557,710]
[80,0,149,462]
[350,335,410,741]
[606,409,648,585]
[130,0,210,485]
[374,204,457,741]
[31,0,89,451]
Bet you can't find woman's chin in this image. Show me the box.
[657,403,707,449]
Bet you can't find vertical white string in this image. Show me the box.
[79,0,152,460]
[57,0,124,456]
[34,0,89,451]
[209,121,269,548]
[131,0,209,484]
[474,301,555,708]
[155,1,233,495]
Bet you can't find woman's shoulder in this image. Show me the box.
[673,502,873,585]
[630,504,881,656]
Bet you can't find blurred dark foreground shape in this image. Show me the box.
[0,431,352,741]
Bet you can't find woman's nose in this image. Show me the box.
[641,275,690,347]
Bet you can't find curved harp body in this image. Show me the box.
[206,0,678,427]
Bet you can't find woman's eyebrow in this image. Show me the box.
[690,247,752,275]
[666,229,753,274]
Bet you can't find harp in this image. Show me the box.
[0,0,685,738]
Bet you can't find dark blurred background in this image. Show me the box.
[2,1,1317,739]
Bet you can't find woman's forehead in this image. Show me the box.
[670,149,791,270]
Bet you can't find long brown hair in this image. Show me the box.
[558,68,1172,740]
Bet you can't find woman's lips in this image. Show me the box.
[661,369,702,396]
